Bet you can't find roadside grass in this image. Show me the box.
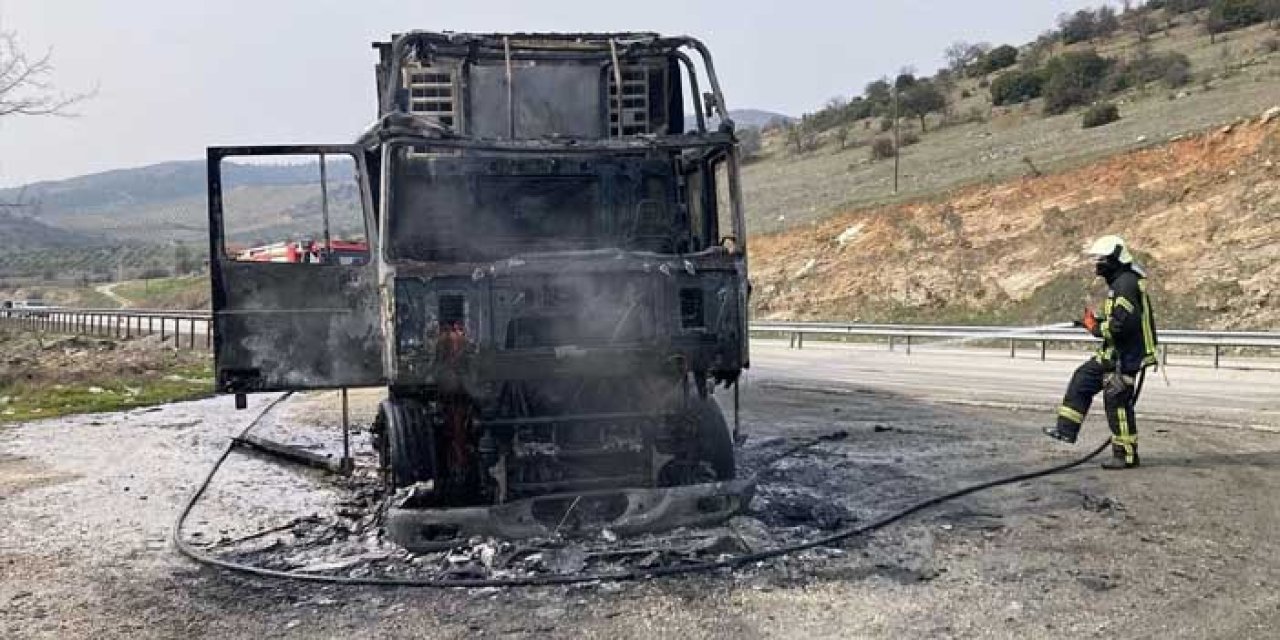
[0,329,214,424]
[0,283,122,309]
[112,275,210,309]
[0,361,213,424]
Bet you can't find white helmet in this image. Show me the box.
[1086,235,1146,277]
[1085,235,1134,264]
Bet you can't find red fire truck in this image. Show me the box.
[235,239,368,265]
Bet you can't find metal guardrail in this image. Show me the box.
[750,321,1280,369]
[0,307,212,350]
[4,309,1276,368]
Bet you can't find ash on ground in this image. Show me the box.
[194,436,868,585]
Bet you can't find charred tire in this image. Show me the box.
[376,398,434,489]
[691,396,736,481]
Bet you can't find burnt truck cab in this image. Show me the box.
[207,32,750,547]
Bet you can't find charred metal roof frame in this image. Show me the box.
[375,31,734,132]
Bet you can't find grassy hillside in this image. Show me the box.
[744,13,1280,233]
[0,158,359,245]
[0,211,103,248]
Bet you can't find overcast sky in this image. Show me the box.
[0,0,1108,187]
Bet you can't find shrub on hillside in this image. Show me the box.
[1042,50,1114,115]
[1150,0,1213,12]
[960,106,989,124]
[991,68,1045,105]
[1162,56,1194,87]
[900,81,948,131]
[971,45,1019,76]
[738,126,763,159]
[869,137,896,161]
[1058,7,1120,44]
[1113,49,1193,90]
[1082,103,1121,128]
[1207,0,1268,34]
[785,122,818,154]
[1060,10,1099,44]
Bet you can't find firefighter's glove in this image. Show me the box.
[1079,306,1101,337]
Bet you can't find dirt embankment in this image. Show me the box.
[751,108,1280,329]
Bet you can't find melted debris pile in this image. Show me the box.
[198,437,864,583]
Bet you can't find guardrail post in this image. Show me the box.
[889,336,895,352]
[125,315,132,339]
[205,320,212,350]
[1040,340,1047,361]
[188,318,195,350]
[905,335,912,355]
[1009,339,1017,359]
[1213,344,1220,369]
[788,332,796,349]
[1160,345,1168,367]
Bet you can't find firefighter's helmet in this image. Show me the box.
[1085,235,1134,265]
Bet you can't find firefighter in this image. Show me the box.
[1043,235,1159,469]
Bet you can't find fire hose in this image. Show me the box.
[173,393,1111,588]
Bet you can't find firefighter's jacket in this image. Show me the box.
[1092,268,1159,374]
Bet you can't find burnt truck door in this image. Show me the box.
[207,145,384,392]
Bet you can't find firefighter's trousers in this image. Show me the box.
[1056,358,1138,463]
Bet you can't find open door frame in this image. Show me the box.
[207,145,385,393]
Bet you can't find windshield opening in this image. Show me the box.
[384,144,729,262]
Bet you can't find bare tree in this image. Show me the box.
[1,29,94,118]
[835,125,850,150]
[944,41,990,76]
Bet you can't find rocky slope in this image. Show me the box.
[751,107,1280,330]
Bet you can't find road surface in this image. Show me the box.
[2,340,1279,638]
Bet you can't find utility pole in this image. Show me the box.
[892,85,901,195]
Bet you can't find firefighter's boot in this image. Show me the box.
[1042,425,1078,444]
[1100,444,1139,470]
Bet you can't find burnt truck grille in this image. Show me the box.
[438,294,465,326]
[679,288,704,329]
[494,276,657,349]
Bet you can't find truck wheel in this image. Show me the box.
[661,395,736,485]
[375,398,434,489]
[693,396,736,481]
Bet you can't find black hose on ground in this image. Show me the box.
[172,395,1112,588]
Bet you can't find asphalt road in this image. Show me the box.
[2,340,1279,638]
[746,339,1280,431]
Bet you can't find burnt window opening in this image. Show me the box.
[219,152,369,265]
[439,294,466,327]
[679,288,705,329]
[404,64,457,129]
[609,65,651,137]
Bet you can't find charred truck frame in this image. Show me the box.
[207,32,751,548]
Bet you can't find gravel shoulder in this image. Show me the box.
[2,344,1279,639]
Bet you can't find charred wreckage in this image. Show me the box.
[206,32,753,550]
